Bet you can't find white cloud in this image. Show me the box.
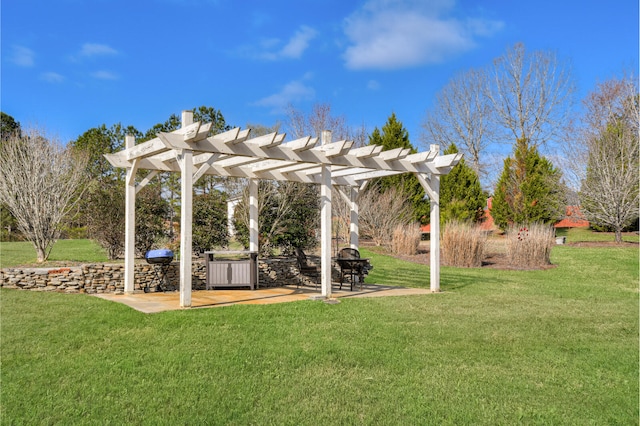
[342,0,503,70]
[367,79,381,90]
[10,45,35,67]
[91,70,119,80]
[253,25,318,61]
[40,72,65,83]
[253,77,316,113]
[80,43,118,57]
[280,26,318,59]
[466,18,504,37]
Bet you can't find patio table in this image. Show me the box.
[334,257,370,291]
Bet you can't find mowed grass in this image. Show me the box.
[0,239,108,268]
[2,243,638,424]
[556,226,639,243]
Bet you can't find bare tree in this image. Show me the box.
[358,185,415,247]
[331,187,352,249]
[487,43,575,151]
[235,180,319,256]
[578,75,639,243]
[0,127,88,262]
[285,102,354,141]
[421,67,495,177]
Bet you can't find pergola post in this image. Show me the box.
[427,144,442,293]
[249,178,259,253]
[415,144,444,293]
[179,111,193,307]
[429,174,441,293]
[320,130,332,298]
[349,186,359,249]
[124,135,136,294]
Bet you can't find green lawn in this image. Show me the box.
[2,243,638,424]
[0,239,108,268]
[555,226,639,243]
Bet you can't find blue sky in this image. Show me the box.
[2,0,638,149]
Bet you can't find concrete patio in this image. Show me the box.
[93,284,433,313]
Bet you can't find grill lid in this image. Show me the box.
[145,249,174,264]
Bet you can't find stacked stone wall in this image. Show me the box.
[0,258,320,293]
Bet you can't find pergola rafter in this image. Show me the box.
[105,111,461,307]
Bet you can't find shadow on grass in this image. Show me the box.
[440,267,509,292]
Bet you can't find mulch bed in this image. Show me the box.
[393,250,535,270]
[389,239,638,271]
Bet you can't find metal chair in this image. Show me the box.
[295,247,320,289]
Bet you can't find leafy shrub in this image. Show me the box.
[135,187,170,257]
[192,191,229,253]
[233,181,318,256]
[441,221,487,267]
[506,223,555,268]
[84,180,125,259]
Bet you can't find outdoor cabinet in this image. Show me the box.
[204,251,258,290]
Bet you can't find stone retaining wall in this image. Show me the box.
[0,257,321,294]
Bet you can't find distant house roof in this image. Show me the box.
[554,205,589,228]
[420,200,589,232]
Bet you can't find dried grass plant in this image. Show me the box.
[391,223,422,255]
[441,221,487,267]
[506,223,555,268]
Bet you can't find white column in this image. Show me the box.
[249,179,259,253]
[124,135,136,294]
[320,130,332,298]
[179,111,193,307]
[429,174,440,293]
[349,186,359,249]
[428,144,441,293]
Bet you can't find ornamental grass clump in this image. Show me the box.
[506,223,555,268]
[441,221,487,267]
[391,223,422,255]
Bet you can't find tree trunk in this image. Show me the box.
[35,245,46,263]
[615,228,623,244]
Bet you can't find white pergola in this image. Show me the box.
[105,111,461,307]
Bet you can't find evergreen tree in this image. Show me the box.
[369,113,430,223]
[439,143,485,224]
[1,112,21,141]
[492,138,565,229]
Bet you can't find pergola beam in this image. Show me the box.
[107,129,460,182]
[135,170,160,195]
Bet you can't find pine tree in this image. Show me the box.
[492,138,565,230]
[439,143,485,224]
[368,113,430,223]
